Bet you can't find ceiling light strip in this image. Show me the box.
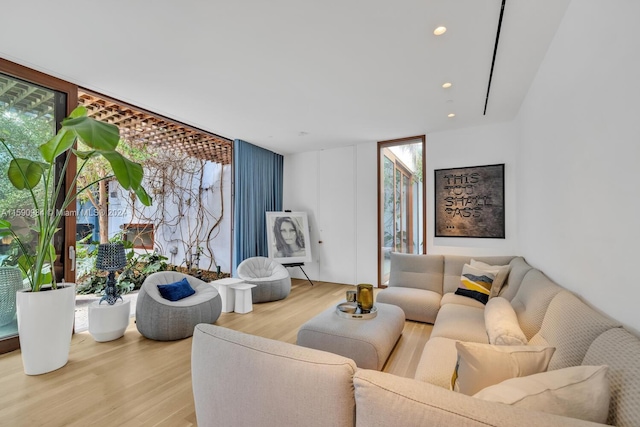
[483,0,507,115]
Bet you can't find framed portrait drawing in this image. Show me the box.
[266,211,312,264]
[434,163,505,238]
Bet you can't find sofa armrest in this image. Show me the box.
[192,324,357,427]
[353,370,605,427]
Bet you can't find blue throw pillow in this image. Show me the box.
[157,277,196,301]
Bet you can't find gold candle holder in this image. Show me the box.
[356,283,374,313]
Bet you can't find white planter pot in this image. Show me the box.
[16,284,76,375]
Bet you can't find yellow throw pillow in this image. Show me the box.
[473,365,610,424]
[452,342,555,396]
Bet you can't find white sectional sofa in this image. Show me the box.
[191,254,640,427]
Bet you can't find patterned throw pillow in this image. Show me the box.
[455,264,496,304]
[470,259,511,299]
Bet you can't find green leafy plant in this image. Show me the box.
[0,106,151,291]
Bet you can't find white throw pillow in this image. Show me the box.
[452,342,555,396]
[470,259,510,299]
[473,365,610,424]
[484,297,528,346]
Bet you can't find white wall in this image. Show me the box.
[284,127,517,286]
[283,151,320,280]
[284,145,378,286]
[109,162,233,274]
[284,1,640,333]
[427,121,520,256]
[516,0,640,333]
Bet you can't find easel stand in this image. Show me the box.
[283,263,315,286]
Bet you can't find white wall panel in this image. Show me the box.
[516,0,640,333]
[283,152,320,281]
[317,147,357,284]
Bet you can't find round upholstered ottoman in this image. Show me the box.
[237,257,291,303]
[296,302,405,370]
[135,272,222,341]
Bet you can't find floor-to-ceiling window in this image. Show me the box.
[378,136,425,286]
[0,59,77,353]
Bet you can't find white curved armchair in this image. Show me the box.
[237,257,291,303]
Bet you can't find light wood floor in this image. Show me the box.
[0,280,432,426]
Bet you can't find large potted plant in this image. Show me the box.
[0,106,151,375]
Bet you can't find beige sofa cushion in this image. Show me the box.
[528,291,621,371]
[474,365,610,424]
[376,287,441,324]
[440,292,486,309]
[582,328,640,427]
[414,337,460,388]
[388,253,443,293]
[452,342,555,396]
[484,297,527,346]
[510,269,562,339]
[431,304,489,343]
[192,324,356,427]
[354,369,597,427]
[499,257,533,301]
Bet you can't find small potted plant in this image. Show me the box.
[0,106,151,375]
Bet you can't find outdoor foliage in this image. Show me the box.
[0,106,151,291]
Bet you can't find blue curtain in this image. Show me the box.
[233,139,283,274]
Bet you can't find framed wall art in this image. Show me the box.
[266,211,312,264]
[434,163,505,238]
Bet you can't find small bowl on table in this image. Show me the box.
[337,302,358,314]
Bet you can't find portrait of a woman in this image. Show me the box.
[273,216,306,257]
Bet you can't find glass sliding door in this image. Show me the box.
[378,136,425,286]
[0,59,77,353]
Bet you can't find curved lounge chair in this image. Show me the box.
[237,257,291,303]
[135,271,221,341]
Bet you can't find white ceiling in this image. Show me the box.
[0,0,570,155]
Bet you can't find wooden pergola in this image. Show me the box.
[78,91,232,165]
[0,72,232,164]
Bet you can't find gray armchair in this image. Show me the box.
[135,271,221,341]
[236,257,291,303]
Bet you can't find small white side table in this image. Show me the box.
[88,300,131,342]
[230,284,257,314]
[211,278,245,313]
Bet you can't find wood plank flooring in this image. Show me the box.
[0,280,432,426]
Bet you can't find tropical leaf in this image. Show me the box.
[0,219,11,229]
[16,254,33,276]
[63,107,120,151]
[134,184,152,207]
[7,158,46,190]
[72,149,98,160]
[100,151,144,190]
[69,105,86,119]
[39,128,76,163]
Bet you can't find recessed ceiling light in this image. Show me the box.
[442,82,452,89]
[448,113,456,118]
[434,26,447,36]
